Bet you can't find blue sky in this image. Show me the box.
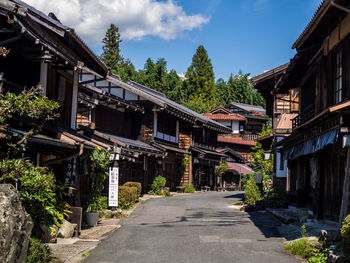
[104,0,320,80]
[25,0,321,81]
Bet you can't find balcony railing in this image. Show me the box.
[292,104,315,129]
[242,133,259,141]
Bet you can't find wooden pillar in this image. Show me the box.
[339,147,350,224]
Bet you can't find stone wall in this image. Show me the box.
[0,184,33,263]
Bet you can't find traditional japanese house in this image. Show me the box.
[0,0,121,210]
[277,0,350,222]
[79,74,231,191]
[76,77,166,195]
[204,105,258,163]
[225,102,269,139]
[252,63,299,190]
[203,105,246,134]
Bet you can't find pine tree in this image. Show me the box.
[185,45,216,107]
[101,24,124,70]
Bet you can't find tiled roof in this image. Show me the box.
[8,0,108,75]
[203,113,246,121]
[227,162,254,175]
[226,102,266,114]
[293,0,330,49]
[217,137,256,146]
[276,113,298,130]
[124,80,232,133]
[208,105,233,115]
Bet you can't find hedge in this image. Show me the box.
[118,186,138,209]
[123,182,142,197]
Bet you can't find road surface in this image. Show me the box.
[85,191,298,263]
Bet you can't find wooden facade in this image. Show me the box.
[276,0,350,222]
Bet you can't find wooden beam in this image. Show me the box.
[339,147,350,224]
[0,35,21,45]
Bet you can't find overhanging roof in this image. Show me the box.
[79,84,145,113]
[191,146,227,158]
[251,63,290,86]
[152,142,190,155]
[226,102,266,115]
[1,0,108,76]
[103,75,232,133]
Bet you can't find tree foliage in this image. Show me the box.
[0,159,70,228]
[216,72,265,108]
[251,124,273,175]
[185,45,216,112]
[0,87,68,232]
[0,87,59,144]
[100,24,266,114]
[101,24,124,70]
[86,147,111,211]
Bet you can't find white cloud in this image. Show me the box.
[23,0,210,46]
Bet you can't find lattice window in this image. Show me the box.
[335,50,343,104]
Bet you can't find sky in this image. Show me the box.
[23,0,321,80]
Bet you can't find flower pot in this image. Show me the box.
[86,212,98,227]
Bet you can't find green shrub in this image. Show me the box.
[284,238,324,260]
[0,159,70,228]
[27,237,53,263]
[341,214,350,260]
[241,174,254,191]
[308,249,329,263]
[183,183,195,193]
[150,176,166,195]
[244,178,262,205]
[284,238,315,259]
[124,182,142,197]
[87,196,108,212]
[118,186,138,209]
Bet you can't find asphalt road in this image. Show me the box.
[85,192,298,263]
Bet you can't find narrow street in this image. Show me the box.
[85,192,298,263]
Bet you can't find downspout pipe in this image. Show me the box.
[331,1,350,13]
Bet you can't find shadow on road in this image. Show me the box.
[247,211,283,238]
[224,192,284,239]
[223,192,244,200]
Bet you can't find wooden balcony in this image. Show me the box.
[292,104,315,129]
[242,133,260,141]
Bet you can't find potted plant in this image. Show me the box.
[85,199,99,227]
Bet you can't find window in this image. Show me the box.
[155,112,178,143]
[335,50,343,104]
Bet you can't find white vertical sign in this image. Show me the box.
[108,167,119,207]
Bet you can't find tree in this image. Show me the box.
[216,71,266,108]
[101,24,124,70]
[164,70,184,104]
[215,78,228,106]
[185,45,216,112]
[114,59,137,82]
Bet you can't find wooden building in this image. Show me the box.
[0,0,114,207]
[252,63,299,190]
[204,104,266,164]
[225,102,269,139]
[76,77,166,195]
[276,0,350,222]
[77,75,231,191]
